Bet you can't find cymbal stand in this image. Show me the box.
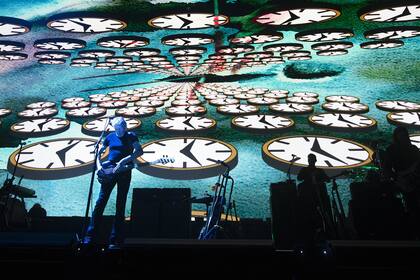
[330,178,348,239]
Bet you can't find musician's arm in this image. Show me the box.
[118,141,143,166]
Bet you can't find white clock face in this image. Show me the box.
[171,99,202,106]
[72,58,98,64]
[376,100,420,112]
[115,106,156,118]
[97,36,149,48]
[232,114,294,133]
[217,45,254,54]
[360,5,420,22]
[156,116,216,134]
[410,134,420,149]
[387,112,420,128]
[7,138,109,180]
[311,41,353,50]
[309,113,377,132]
[264,92,288,99]
[162,34,213,46]
[34,51,71,59]
[230,34,283,44]
[78,49,115,58]
[89,96,113,103]
[263,43,303,52]
[148,13,229,29]
[244,51,273,59]
[61,101,91,109]
[135,100,165,108]
[325,95,359,103]
[136,137,238,179]
[288,56,312,61]
[63,97,85,103]
[209,98,240,106]
[124,48,161,57]
[18,108,58,119]
[247,97,278,106]
[166,105,207,116]
[26,101,56,109]
[0,108,12,118]
[97,100,127,109]
[317,50,348,56]
[287,96,319,105]
[82,117,141,136]
[0,41,25,52]
[65,107,107,119]
[47,16,126,33]
[263,135,373,174]
[322,102,369,113]
[0,52,27,60]
[365,26,420,40]
[38,59,66,65]
[360,40,404,49]
[234,93,257,100]
[281,50,311,58]
[255,8,339,26]
[105,56,132,63]
[34,38,86,50]
[11,118,70,137]
[217,104,259,116]
[169,47,206,56]
[296,29,354,42]
[269,103,314,114]
[293,92,319,98]
[0,17,30,36]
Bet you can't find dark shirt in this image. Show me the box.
[384,143,420,176]
[297,166,330,212]
[297,166,329,184]
[103,131,141,163]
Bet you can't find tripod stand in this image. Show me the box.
[198,161,235,240]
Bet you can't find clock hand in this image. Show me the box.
[36,119,50,131]
[56,140,80,166]
[176,15,193,29]
[282,10,300,25]
[182,116,195,129]
[179,139,201,166]
[310,137,347,165]
[337,114,360,126]
[386,7,411,22]
[258,115,274,128]
[396,101,409,108]
[68,19,91,32]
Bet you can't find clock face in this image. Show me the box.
[317,50,348,56]
[63,97,85,103]
[0,108,12,118]
[135,100,165,108]
[0,41,25,52]
[89,96,113,103]
[0,16,31,36]
[169,46,206,56]
[322,102,369,113]
[0,52,27,60]
[34,51,71,59]
[26,101,56,109]
[65,107,107,119]
[209,98,240,106]
[97,36,149,48]
[72,58,98,64]
[264,92,288,99]
[165,105,207,116]
[234,93,257,100]
[309,113,377,132]
[11,117,70,138]
[360,5,420,22]
[34,38,86,50]
[254,7,340,26]
[124,48,161,57]
[156,116,216,134]
[171,99,202,106]
[161,34,214,46]
[311,41,353,50]
[82,117,141,136]
[376,100,420,112]
[360,40,404,49]
[78,49,115,58]
[217,45,254,54]
[148,13,229,29]
[231,114,294,133]
[18,108,58,119]
[115,106,156,118]
[387,112,420,128]
[325,95,359,103]
[296,29,354,42]
[38,59,66,65]
[47,15,126,33]
[263,43,303,52]
[263,135,373,174]
[61,101,91,109]
[136,137,238,180]
[97,100,128,109]
[7,138,109,180]
[410,134,420,149]
[230,34,283,44]
[293,92,319,98]
[286,96,319,105]
[247,97,278,106]
[269,103,314,115]
[105,56,132,63]
[244,51,273,59]
[288,56,312,61]
[217,104,259,116]
[365,26,420,40]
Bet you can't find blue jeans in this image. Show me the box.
[86,170,131,244]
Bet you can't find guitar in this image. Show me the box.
[393,161,420,193]
[97,155,174,184]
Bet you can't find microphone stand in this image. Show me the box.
[79,116,112,245]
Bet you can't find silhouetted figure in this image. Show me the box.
[296,154,332,250]
[384,126,420,238]
[28,203,46,220]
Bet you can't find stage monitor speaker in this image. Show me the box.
[130,188,191,239]
[270,181,297,250]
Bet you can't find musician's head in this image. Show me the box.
[393,126,409,146]
[112,117,127,137]
[308,153,317,166]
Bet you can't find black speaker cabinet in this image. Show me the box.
[130,188,191,238]
[270,181,298,250]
